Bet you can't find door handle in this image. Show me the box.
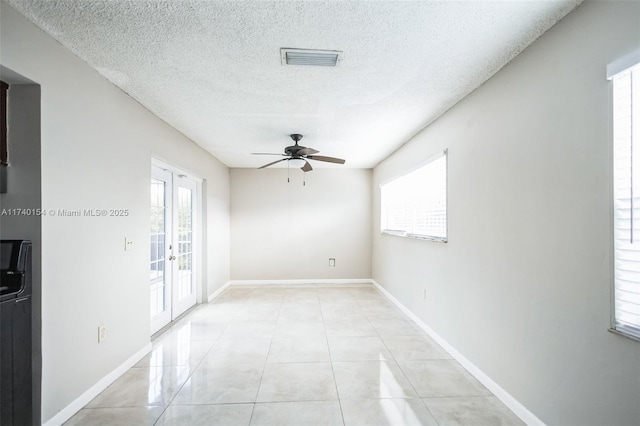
[169,255,176,261]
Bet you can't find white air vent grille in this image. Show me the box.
[281,48,343,67]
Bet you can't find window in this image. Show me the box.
[1,81,7,166]
[611,56,640,340]
[1,81,7,194]
[380,150,447,241]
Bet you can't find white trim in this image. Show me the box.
[607,48,640,80]
[195,180,204,304]
[371,280,544,426]
[228,278,374,286]
[206,280,372,301]
[379,149,447,187]
[207,280,232,302]
[151,157,203,183]
[43,343,152,426]
[381,230,448,243]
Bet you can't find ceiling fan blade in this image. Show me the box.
[306,155,346,164]
[298,147,320,156]
[252,152,286,156]
[258,158,288,169]
[301,161,313,172]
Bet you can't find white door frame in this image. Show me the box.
[150,159,203,334]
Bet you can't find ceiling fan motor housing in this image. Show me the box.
[284,146,303,156]
[285,134,304,156]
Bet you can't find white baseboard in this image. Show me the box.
[43,343,152,426]
[207,280,232,302]
[371,280,544,426]
[228,278,374,286]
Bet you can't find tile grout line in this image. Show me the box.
[353,285,444,425]
[227,286,259,421]
[371,291,443,426]
[150,305,228,425]
[153,286,255,425]
[369,284,504,422]
[224,285,261,423]
[320,292,348,426]
[247,289,284,425]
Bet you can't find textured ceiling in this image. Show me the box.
[6,0,582,168]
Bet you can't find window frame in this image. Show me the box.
[609,51,640,342]
[1,81,8,166]
[380,149,448,243]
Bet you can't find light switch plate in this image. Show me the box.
[125,238,134,251]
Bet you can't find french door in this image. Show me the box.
[150,166,198,335]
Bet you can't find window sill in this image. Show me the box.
[381,230,447,243]
[608,328,640,343]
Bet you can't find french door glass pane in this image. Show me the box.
[150,178,167,318]
[176,186,193,302]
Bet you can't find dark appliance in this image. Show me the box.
[1,240,32,425]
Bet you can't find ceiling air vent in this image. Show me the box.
[281,48,343,67]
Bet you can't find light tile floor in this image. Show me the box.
[65,285,525,426]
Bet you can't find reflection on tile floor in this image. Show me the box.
[65,285,525,426]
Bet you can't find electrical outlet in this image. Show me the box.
[98,325,106,343]
[329,258,335,267]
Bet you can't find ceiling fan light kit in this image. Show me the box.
[287,158,306,168]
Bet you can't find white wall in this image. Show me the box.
[372,2,640,425]
[231,168,371,281]
[0,4,230,423]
